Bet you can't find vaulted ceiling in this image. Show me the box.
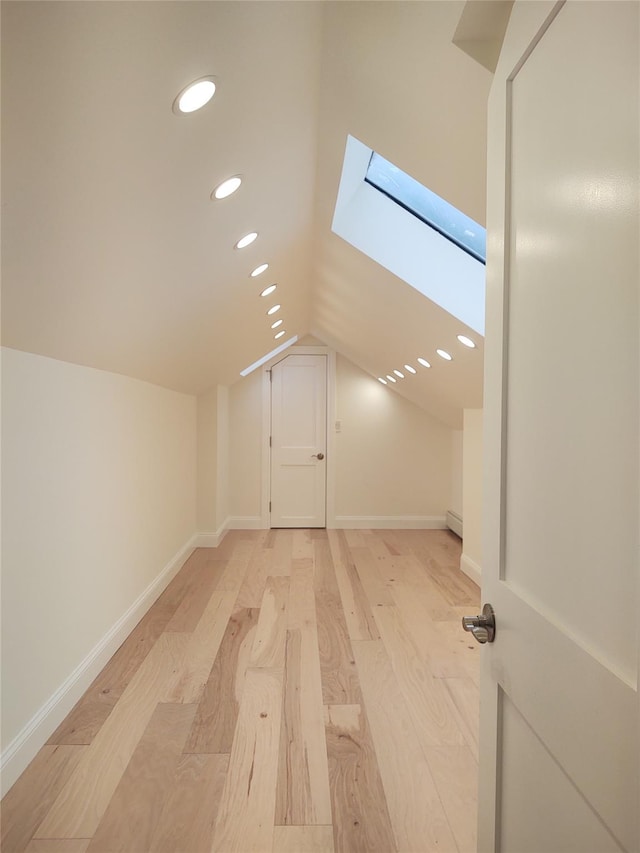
[2,1,494,427]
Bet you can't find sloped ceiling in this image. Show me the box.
[1,1,492,427]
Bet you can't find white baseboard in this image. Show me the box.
[192,519,229,548]
[227,515,263,530]
[460,553,482,587]
[332,515,447,530]
[0,536,196,797]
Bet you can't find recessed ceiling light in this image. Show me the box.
[378,377,387,385]
[173,77,216,114]
[386,374,397,383]
[261,284,277,297]
[267,304,281,316]
[274,330,286,340]
[393,369,404,379]
[250,263,269,277]
[235,232,258,250]
[271,319,283,329]
[457,334,476,348]
[212,176,242,200]
[437,349,452,361]
[417,357,431,368]
[404,364,417,374]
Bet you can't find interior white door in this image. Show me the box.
[270,354,327,528]
[480,2,639,851]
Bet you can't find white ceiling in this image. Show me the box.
[1,1,493,427]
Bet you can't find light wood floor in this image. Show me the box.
[1,528,480,853]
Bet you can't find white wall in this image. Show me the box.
[229,369,263,522]
[216,385,230,531]
[461,407,483,583]
[197,388,218,534]
[451,429,463,518]
[196,385,230,539]
[1,348,197,785]
[334,355,451,523]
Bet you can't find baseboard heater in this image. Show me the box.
[446,509,463,539]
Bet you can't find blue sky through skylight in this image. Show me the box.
[365,153,486,263]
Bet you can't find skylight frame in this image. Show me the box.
[364,152,486,265]
[331,136,485,336]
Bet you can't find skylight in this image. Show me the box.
[365,153,486,264]
[240,336,299,377]
[332,135,485,335]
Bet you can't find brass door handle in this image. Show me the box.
[311,452,325,460]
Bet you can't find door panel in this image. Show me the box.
[499,690,623,853]
[504,0,638,679]
[480,2,639,850]
[270,354,327,528]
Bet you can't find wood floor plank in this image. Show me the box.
[87,702,196,852]
[380,553,460,619]
[387,573,480,682]
[1,745,86,853]
[292,529,313,559]
[165,590,238,704]
[324,704,397,853]
[342,530,368,547]
[25,841,90,853]
[212,667,284,853]
[408,534,478,608]
[426,746,479,853]
[218,542,256,595]
[408,530,462,568]
[34,633,190,840]
[250,576,290,668]
[287,557,315,632]
[184,607,259,754]
[282,556,333,825]
[349,547,395,607]
[149,753,229,853]
[266,529,293,577]
[313,539,361,704]
[377,531,405,556]
[443,677,480,761]
[275,629,332,826]
[273,825,335,852]
[164,556,227,633]
[158,548,208,607]
[47,602,176,745]
[360,533,393,562]
[372,605,466,749]
[45,700,117,748]
[236,540,271,608]
[425,561,479,609]
[327,531,379,642]
[352,640,458,853]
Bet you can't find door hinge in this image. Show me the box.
[268,370,272,382]
[269,436,272,447]
[269,501,272,512]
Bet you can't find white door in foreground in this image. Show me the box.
[479,2,639,851]
[270,354,327,528]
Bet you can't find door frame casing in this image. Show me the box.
[260,345,336,529]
